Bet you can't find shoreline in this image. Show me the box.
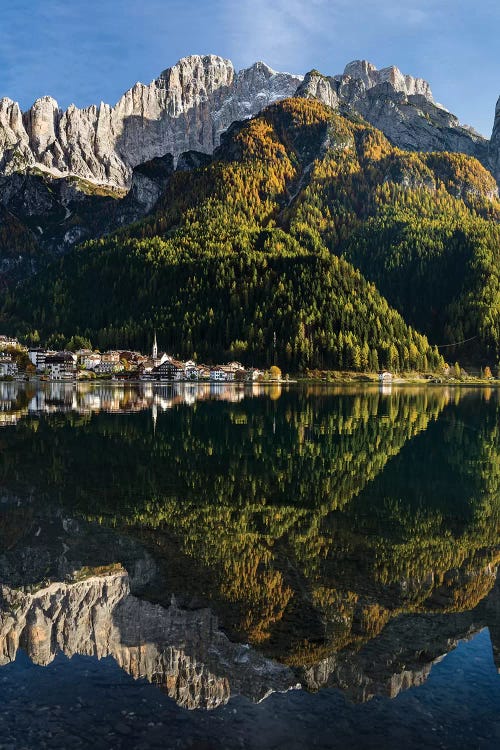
[297,378,500,387]
[3,374,500,388]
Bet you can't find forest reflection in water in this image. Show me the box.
[0,382,500,712]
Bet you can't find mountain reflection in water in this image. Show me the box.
[1,382,500,724]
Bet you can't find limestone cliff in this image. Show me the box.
[297,60,490,167]
[0,55,302,188]
[1,54,499,286]
[297,60,488,164]
[0,55,498,191]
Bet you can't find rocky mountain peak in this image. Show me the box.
[297,62,491,174]
[0,54,301,188]
[343,59,377,78]
[153,54,235,101]
[0,54,497,190]
[23,96,60,153]
[342,59,434,100]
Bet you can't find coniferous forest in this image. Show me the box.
[3,98,500,370]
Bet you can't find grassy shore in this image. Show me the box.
[297,369,500,386]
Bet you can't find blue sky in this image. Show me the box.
[0,0,498,136]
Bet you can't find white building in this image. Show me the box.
[45,352,77,380]
[29,348,56,372]
[0,357,18,377]
[151,333,171,367]
[184,360,199,379]
[220,366,235,382]
[225,361,244,373]
[94,361,123,375]
[82,353,102,370]
[210,367,227,381]
[75,348,93,364]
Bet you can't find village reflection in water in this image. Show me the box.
[0,379,286,427]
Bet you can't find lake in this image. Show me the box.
[0,381,499,749]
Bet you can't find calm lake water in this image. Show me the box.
[0,381,499,749]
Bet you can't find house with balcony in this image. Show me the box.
[225,361,244,374]
[210,367,227,381]
[94,361,124,375]
[152,359,184,381]
[44,352,77,380]
[28,348,56,372]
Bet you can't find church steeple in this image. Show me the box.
[152,331,158,360]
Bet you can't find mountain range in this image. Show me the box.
[1,54,499,368]
[1,55,499,188]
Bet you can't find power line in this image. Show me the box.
[436,335,478,349]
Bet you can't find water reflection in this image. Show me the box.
[0,516,294,710]
[1,384,499,712]
[2,514,499,711]
[0,380,277,426]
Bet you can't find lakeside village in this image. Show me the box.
[0,334,282,384]
[1,333,493,386]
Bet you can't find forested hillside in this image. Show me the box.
[3,97,500,369]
